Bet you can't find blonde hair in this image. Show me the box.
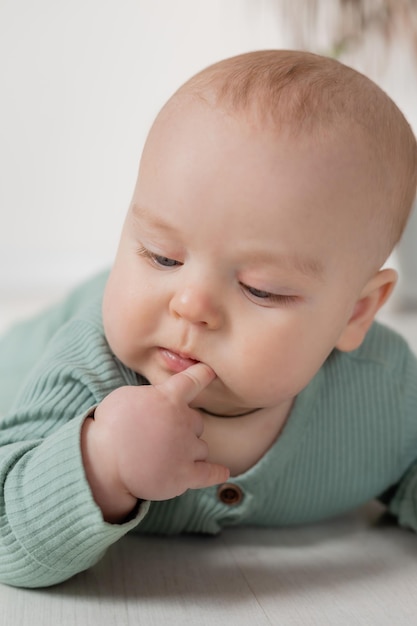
[174,50,417,260]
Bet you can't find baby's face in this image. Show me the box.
[103,98,376,415]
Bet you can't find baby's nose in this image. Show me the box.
[169,285,223,329]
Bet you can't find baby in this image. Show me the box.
[0,50,416,588]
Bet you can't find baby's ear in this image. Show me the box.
[336,268,397,353]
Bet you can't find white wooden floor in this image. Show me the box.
[1,504,417,626]
[0,292,416,625]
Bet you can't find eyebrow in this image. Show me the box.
[131,203,324,281]
[131,203,180,234]
[265,252,324,281]
[238,247,324,282]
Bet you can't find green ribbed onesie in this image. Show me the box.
[1,272,416,588]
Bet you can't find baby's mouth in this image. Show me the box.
[157,350,263,418]
[158,347,200,373]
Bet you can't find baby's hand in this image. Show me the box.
[81,363,230,522]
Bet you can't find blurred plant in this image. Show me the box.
[278,0,417,58]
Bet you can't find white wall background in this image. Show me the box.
[0,0,416,298]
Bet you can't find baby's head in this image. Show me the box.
[103,50,417,416]
[174,49,416,269]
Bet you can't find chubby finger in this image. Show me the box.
[158,362,216,405]
[189,461,230,490]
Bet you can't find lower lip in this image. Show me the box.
[158,348,200,373]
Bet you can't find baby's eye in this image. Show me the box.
[153,255,179,267]
[241,283,297,306]
[246,286,273,299]
[138,247,182,268]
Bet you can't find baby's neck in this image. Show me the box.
[201,399,294,477]
[197,406,262,418]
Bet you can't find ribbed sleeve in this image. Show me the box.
[382,345,417,531]
[0,296,149,587]
[1,414,149,587]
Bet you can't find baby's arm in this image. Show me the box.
[81,363,229,523]
[0,313,228,588]
[379,345,417,531]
